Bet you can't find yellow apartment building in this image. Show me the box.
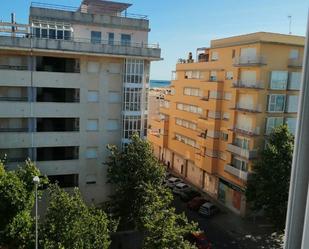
[148,32,304,216]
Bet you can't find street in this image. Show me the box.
[173,196,283,249]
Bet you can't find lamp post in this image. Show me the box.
[33,176,40,249]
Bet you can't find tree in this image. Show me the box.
[140,184,197,249]
[105,133,165,229]
[0,159,46,249]
[246,125,294,229]
[41,184,116,249]
[106,134,197,248]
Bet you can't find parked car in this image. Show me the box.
[187,196,208,211]
[179,188,201,201]
[198,202,219,217]
[173,183,190,195]
[166,177,182,188]
[185,231,212,249]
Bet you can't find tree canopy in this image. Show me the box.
[41,185,116,249]
[106,134,197,248]
[246,125,294,229]
[0,159,45,249]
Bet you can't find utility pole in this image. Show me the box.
[288,15,292,35]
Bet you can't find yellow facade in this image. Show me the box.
[148,32,305,215]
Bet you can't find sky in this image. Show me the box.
[0,0,308,80]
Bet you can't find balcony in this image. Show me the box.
[232,80,264,90]
[230,103,263,113]
[224,164,249,181]
[233,56,267,67]
[229,126,260,137]
[288,58,303,68]
[227,144,258,160]
[0,35,161,60]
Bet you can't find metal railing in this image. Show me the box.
[230,126,260,136]
[231,103,263,113]
[0,65,28,70]
[0,33,160,50]
[31,2,149,20]
[288,58,303,68]
[0,96,28,101]
[0,128,29,132]
[233,55,267,66]
[232,80,264,89]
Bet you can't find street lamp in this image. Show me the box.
[33,176,40,249]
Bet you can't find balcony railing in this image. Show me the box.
[288,58,303,68]
[0,96,28,102]
[227,143,258,159]
[0,35,161,59]
[0,128,29,132]
[31,2,149,20]
[233,55,267,66]
[224,164,249,181]
[230,103,263,113]
[0,65,28,70]
[229,126,260,137]
[232,80,264,89]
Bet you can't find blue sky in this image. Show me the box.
[0,0,308,80]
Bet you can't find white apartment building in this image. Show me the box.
[0,0,161,204]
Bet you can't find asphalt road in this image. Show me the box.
[173,196,242,249]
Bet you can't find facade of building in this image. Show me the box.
[148,32,304,215]
[0,0,161,204]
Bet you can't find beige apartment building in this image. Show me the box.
[0,0,161,204]
[148,32,304,215]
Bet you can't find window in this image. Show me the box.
[49,28,56,39]
[57,29,63,40]
[222,113,230,121]
[289,49,299,59]
[121,34,131,46]
[232,156,248,171]
[183,87,202,97]
[41,28,48,38]
[211,51,219,61]
[91,31,102,44]
[210,71,217,81]
[220,132,228,141]
[106,119,119,131]
[175,133,198,148]
[176,103,202,114]
[48,174,78,188]
[108,91,121,103]
[124,88,142,111]
[268,94,286,112]
[87,119,98,131]
[108,33,114,45]
[232,49,236,58]
[270,71,288,90]
[184,71,203,79]
[209,91,221,99]
[123,116,141,139]
[31,22,72,41]
[226,71,233,80]
[224,92,232,100]
[160,100,170,109]
[266,117,284,135]
[286,95,299,113]
[87,90,99,102]
[288,72,302,90]
[285,118,297,135]
[175,118,197,130]
[86,147,98,159]
[234,137,249,149]
[87,61,100,73]
[124,59,144,84]
[208,111,221,119]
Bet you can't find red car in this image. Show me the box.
[187,196,208,211]
[185,231,212,249]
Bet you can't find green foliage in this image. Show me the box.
[0,159,45,249]
[41,185,116,249]
[140,184,197,249]
[106,134,197,248]
[106,133,165,229]
[246,125,294,230]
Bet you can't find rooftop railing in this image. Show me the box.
[31,2,149,20]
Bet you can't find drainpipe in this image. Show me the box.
[284,11,309,249]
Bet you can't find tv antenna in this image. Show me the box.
[288,15,292,34]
